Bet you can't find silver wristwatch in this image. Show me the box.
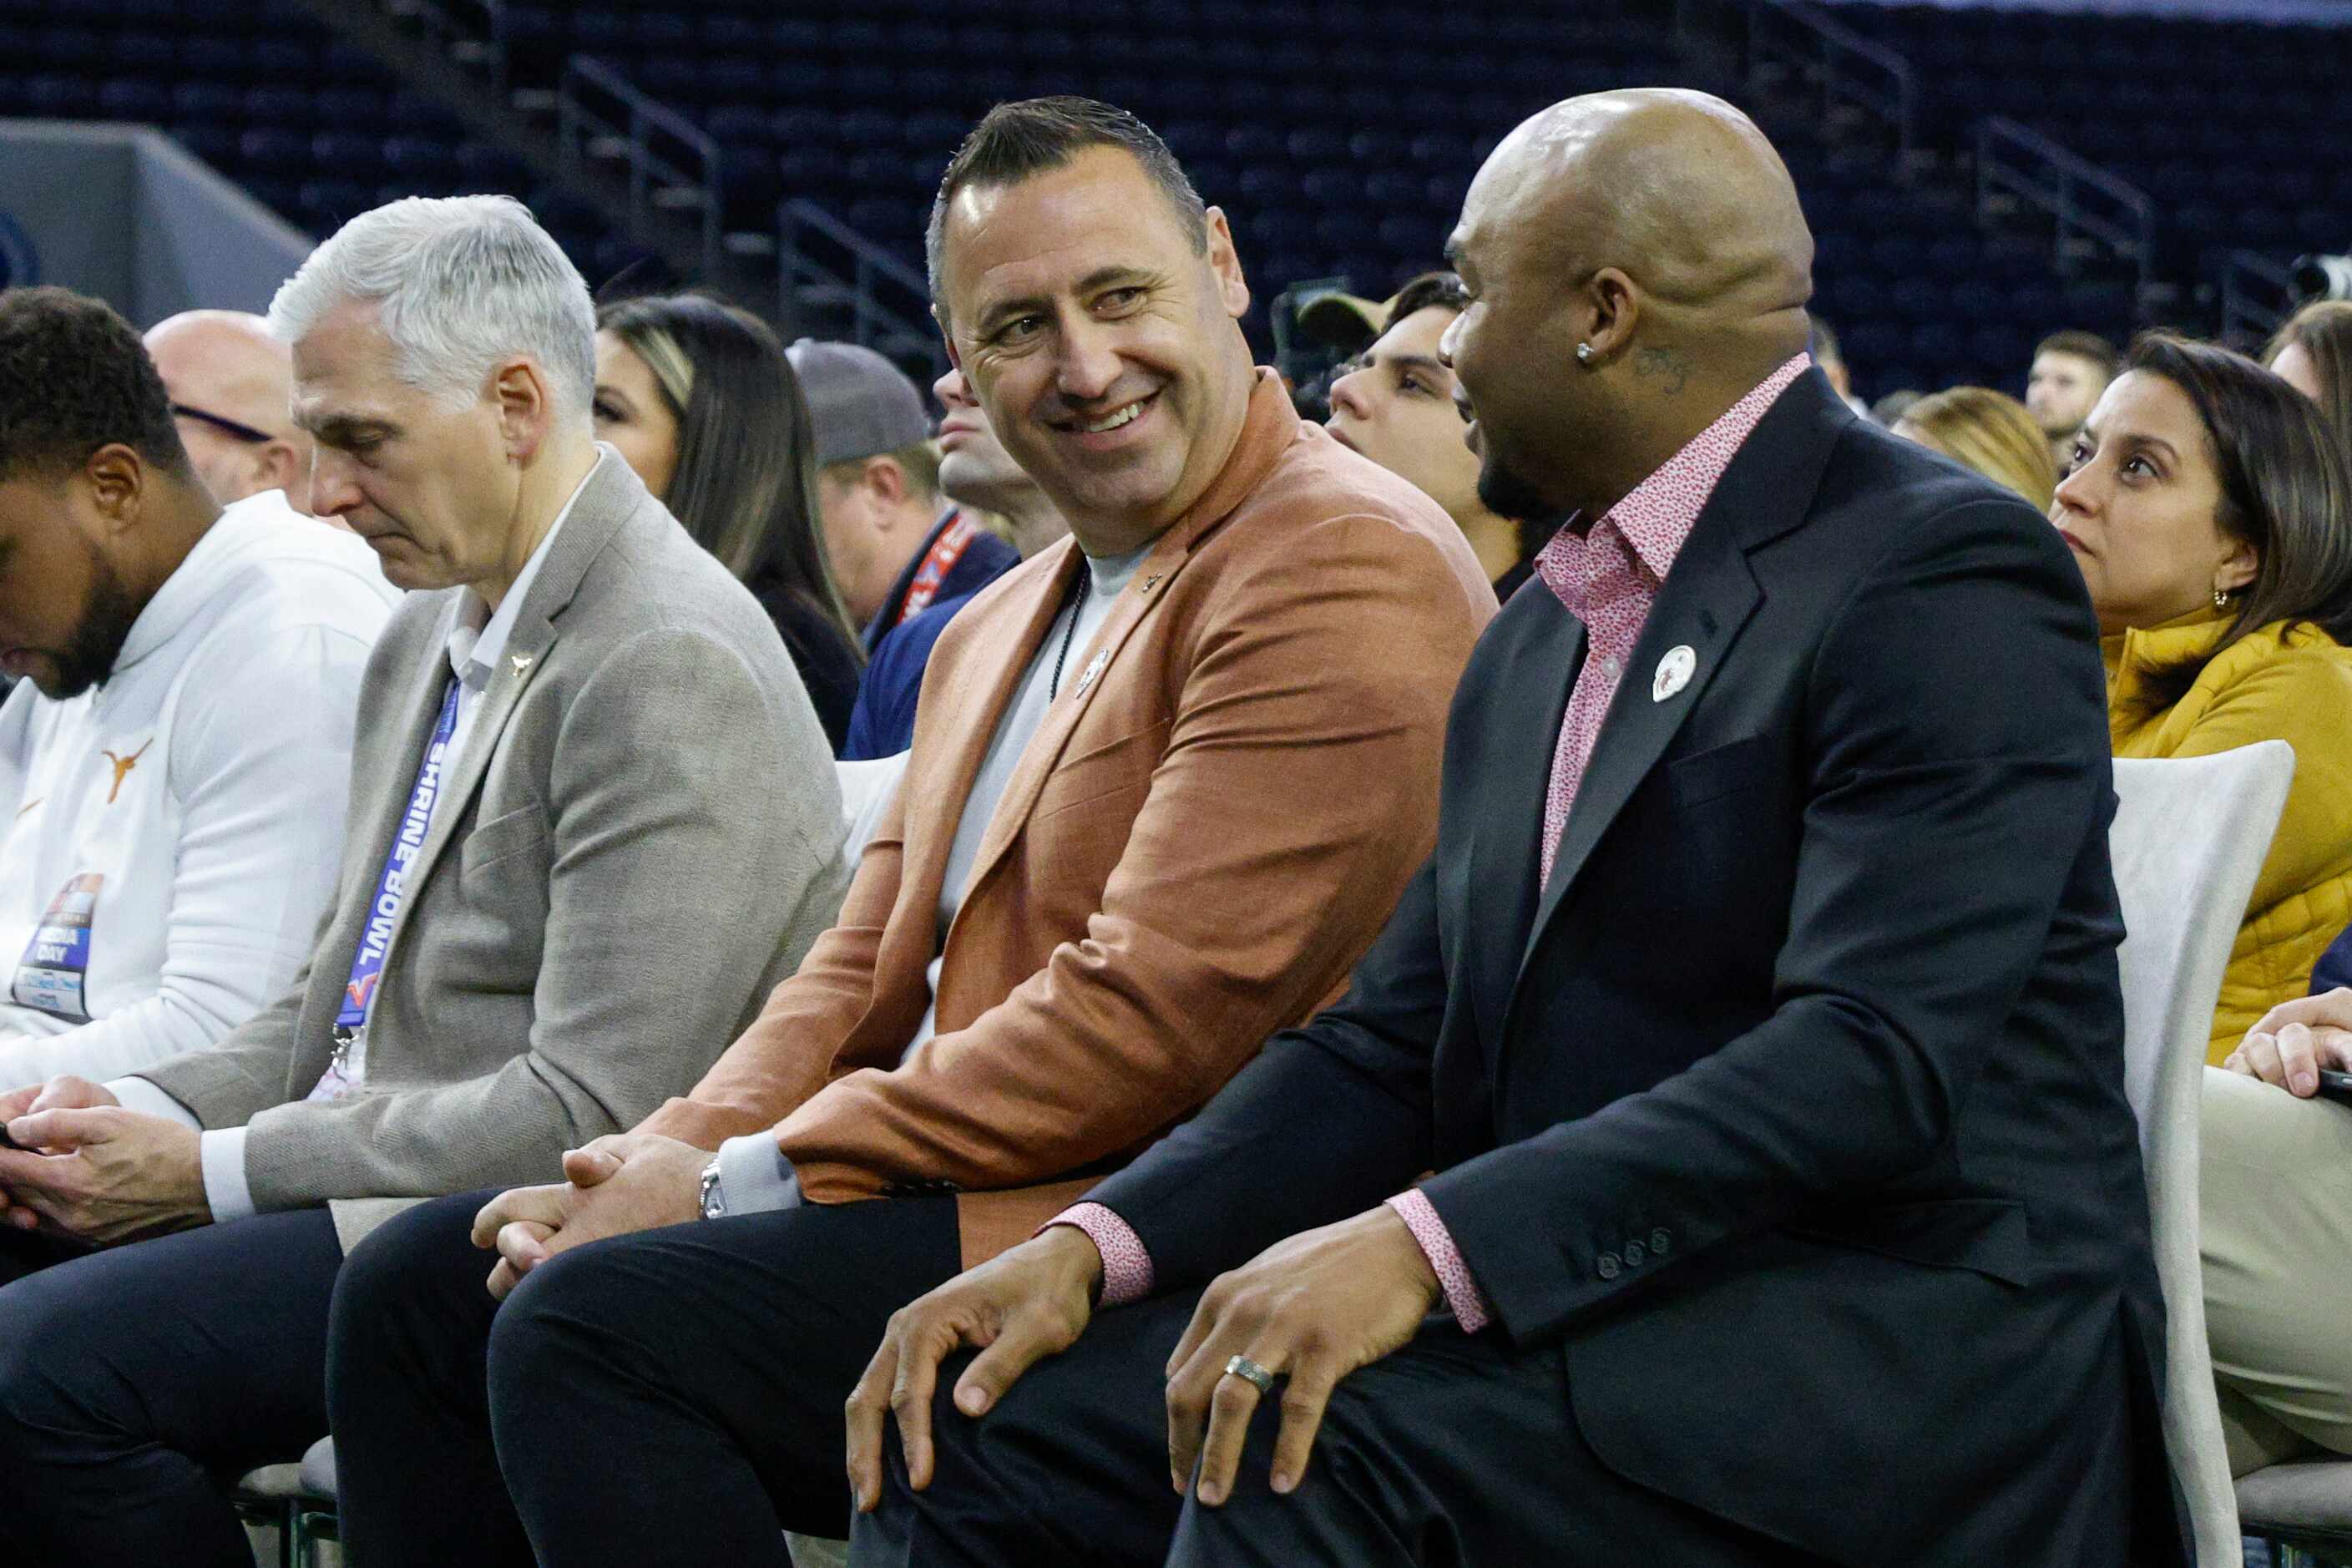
[697,1156,726,1221]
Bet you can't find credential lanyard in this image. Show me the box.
[902,513,978,621]
[312,676,461,1100]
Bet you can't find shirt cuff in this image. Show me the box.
[1044,1201,1153,1308]
[106,1076,202,1130]
[199,1126,257,1225]
[1386,1188,1491,1333]
[714,1131,801,1216]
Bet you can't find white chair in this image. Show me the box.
[2111,741,2295,1565]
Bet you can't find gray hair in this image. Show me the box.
[269,195,596,420]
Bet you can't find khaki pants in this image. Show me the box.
[2200,1065,2352,1475]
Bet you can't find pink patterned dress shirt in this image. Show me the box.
[1054,356,1814,1333]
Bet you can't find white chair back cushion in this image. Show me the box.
[2111,739,2294,1564]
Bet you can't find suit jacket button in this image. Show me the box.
[1623,1241,1645,1266]
[1650,1229,1672,1255]
[1596,1252,1621,1281]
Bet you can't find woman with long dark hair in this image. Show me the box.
[593,295,864,750]
[2052,331,2352,1054]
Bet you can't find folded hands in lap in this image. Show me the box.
[2226,989,2352,1097]
[472,1132,711,1300]
[844,1205,1439,1514]
[0,1075,207,1243]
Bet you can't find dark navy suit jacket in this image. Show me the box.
[844,591,972,761]
[1083,370,2189,1566]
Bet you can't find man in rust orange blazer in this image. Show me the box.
[321,94,1496,1566]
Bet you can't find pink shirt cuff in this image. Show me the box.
[1044,1201,1155,1308]
[1386,1188,1492,1333]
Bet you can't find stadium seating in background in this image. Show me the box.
[17,0,2339,401]
[1832,4,2352,337]
[0,0,656,291]
[459,0,2148,397]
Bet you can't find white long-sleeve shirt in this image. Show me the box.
[0,489,398,1089]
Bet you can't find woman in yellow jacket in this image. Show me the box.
[2052,332,2352,1062]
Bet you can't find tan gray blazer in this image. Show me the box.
[140,450,847,1247]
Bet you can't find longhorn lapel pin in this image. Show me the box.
[1652,645,1697,702]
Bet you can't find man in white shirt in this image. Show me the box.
[0,286,397,1091]
[0,200,847,1568]
[144,308,321,514]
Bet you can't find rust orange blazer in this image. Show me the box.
[640,372,1496,1266]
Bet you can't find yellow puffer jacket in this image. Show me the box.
[2107,609,2352,1062]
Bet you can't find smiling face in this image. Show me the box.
[935,145,1256,554]
[1437,138,1590,526]
[592,330,681,502]
[1325,306,1484,523]
[2050,369,2258,635]
[291,299,529,592]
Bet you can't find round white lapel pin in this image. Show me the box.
[1652,645,1697,702]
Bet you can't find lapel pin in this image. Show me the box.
[1075,648,1110,695]
[510,654,534,679]
[1652,645,1696,703]
[1141,574,1161,593]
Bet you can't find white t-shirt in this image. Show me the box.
[713,542,1151,1214]
[0,490,398,1089]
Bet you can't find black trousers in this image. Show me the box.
[328,1187,964,1567]
[852,1291,1831,1568]
[0,1210,344,1567]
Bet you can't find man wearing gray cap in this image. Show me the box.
[786,339,1019,652]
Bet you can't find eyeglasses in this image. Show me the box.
[169,403,278,445]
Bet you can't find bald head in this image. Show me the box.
[1483,90,1810,352]
[1441,89,1818,523]
[144,310,316,513]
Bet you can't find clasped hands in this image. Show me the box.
[0,1075,207,1243]
[845,1203,1440,1515]
[471,1130,712,1298]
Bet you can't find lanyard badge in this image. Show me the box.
[902,513,978,621]
[11,873,104,1023]
[311,678,462,1102]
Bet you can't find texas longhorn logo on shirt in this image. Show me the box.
[101,737,153,804]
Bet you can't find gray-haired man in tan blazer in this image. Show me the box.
[0,196,846,1567]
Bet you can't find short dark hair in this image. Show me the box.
[2120,331,2352,710]
[926,96,1207,326]
[1384,271,1469,333]
[2264,298,2352,465]
[0,286,188,484]
[2035,329,2120,377]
